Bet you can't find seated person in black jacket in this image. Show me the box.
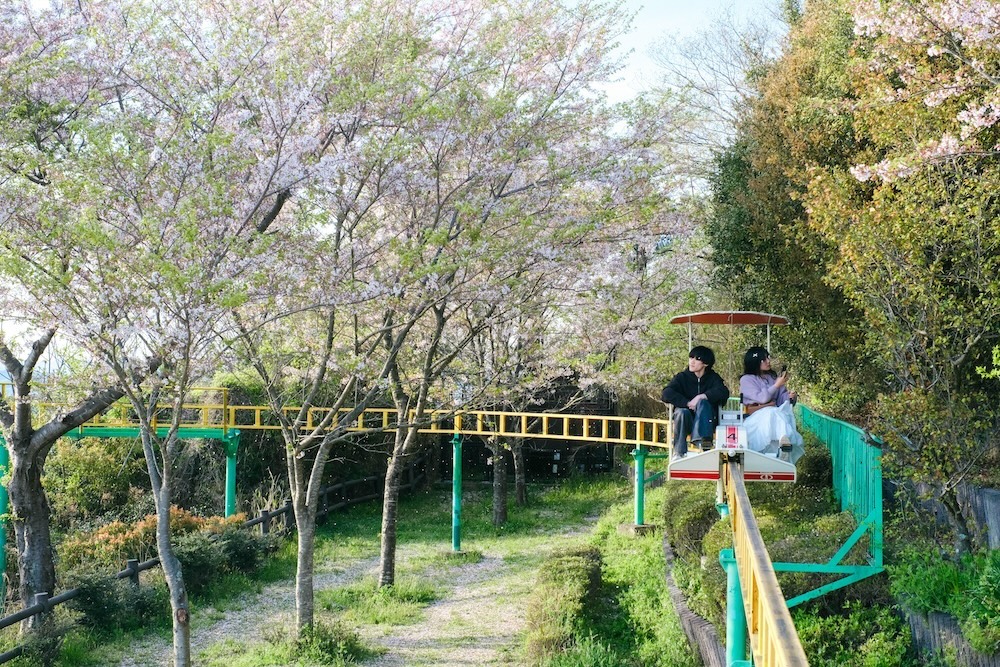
[661,346,730,458]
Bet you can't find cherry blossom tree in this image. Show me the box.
[0,0,337,656]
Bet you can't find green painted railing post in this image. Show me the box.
[633,445,646,526]
[720,548,749,667]
[0,435,7,603]
[452,433,462,552]
[222,430,240,518]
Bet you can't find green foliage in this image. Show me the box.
[962,550,1000,653]
[172,531,226,597]
[891,548,1000,654]
[66,573,170,634]
[292,621,380,665]
[16,621,68,667]
[202,622,380,666]
[704,0,879,416]
[660,481,718,557]
[45,438,149,528]
[793,602,915,666]
[795,442,833,488]
[216,528,273,574]
[887,548,1000,651]
[540,634,631,667]
[588,488,699,667]
[57,507,243,572]
[524,546,604,662]
[317,578,438,626]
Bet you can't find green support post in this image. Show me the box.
[451,433,462,552]
[720,548,751,667]
[633,445,646,526]
[222,430,240,518]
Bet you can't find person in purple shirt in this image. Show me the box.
[739,346,803,462]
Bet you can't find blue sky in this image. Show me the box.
[606,0,785,100]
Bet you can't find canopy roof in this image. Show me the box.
[668,311,790,326]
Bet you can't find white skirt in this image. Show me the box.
[743,402,804,463]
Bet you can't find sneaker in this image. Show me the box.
[671,451,687,462]
[779,435,792,462]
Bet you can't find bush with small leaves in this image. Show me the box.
[961,550,1000,654]
[172,532,225,597]
[66,572,170,635]
[216,527,274,573]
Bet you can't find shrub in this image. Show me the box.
[524,546,604,662]
[662,486,719,557]
[961,550,1000,653]
[296,621,378,664]
[58,507,245,572]
[793,603,915,666]
[257,621,380,665]
[541,634,630,667]
[172,532,225,597]
[66,572,170,634]
[45,437,148,528]
[216,527,273,573]
[60,506,206,571]
[887,549,976,616]
[795,444,833,488]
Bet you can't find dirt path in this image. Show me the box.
[360,554,529,667]
[116,548,533,666]
[117,556,383,667]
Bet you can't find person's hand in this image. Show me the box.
[789,390,798,403]
[775,371,788,388]
[686,393,705,410]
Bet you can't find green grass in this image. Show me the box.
[317,577,439,625]
[199,621,382,667]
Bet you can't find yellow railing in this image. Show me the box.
[725,462,808,666]
[0,383,671,448]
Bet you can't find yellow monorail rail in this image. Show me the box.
[725,462,809,666]
[1,384,672,448]
[86,403,673,449]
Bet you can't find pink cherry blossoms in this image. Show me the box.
[846,0,1000,182]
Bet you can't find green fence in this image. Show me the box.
[772,405,884,608]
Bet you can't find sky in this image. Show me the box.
[605,0,785,101]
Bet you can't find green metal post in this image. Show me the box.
[0,435,7,602]
[452,433,462,552]
[222,430,240,518]
[634,445,646,526]
[720,548,750,667]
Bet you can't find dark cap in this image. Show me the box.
[689,345,715,368]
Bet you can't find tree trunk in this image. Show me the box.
[492,443,508,526]
[8,447,56,632]
[294,502,317,633]
[378,450,403,587]
[154,488,191,667]
[939,487,974,556]
[513,439,528,506]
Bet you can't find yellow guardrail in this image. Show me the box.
[1,384,672,448]
[725,462,808,666]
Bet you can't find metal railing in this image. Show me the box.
[725,462,809,667]
[0,384,672,448]
[797,405,883,566]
